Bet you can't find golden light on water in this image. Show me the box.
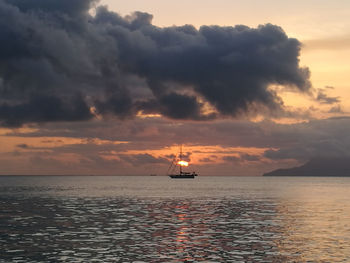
[177,160,189,167]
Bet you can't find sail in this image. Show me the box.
[168,145,198,179]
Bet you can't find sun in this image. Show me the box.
[177,160,189,167]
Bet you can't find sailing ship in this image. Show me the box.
[168,145,198,179]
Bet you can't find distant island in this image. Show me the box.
[263,158,350,177]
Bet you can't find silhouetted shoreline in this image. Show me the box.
[264,158,350,177]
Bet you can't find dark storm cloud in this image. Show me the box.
[0,94,92,126]
[137,92,215,120]
[0,0,310,126]
[4,0,95,14]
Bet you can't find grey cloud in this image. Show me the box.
[0,0,310,126]
[264,148,311,161]
[118,153,169,166]
[7,115,350,163]
[315,87,340,105]
[223,153,261,163]
[137,92,216,120]
[3,116,350,174]
[4,0,95,15]
[0,94,92,126]
[222,156,240,163]
[241,154,260,161]
[328,105,344,114]
[265,139,349,161]
[16,143,29,149]
[199,157,214,163]
[263,117,350,161]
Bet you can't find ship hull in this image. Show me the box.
[169,174,196,179]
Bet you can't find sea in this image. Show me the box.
[0,175,349,262]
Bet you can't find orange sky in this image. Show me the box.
[0,0,349,175]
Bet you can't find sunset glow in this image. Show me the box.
[177,161,189,167]
[0,0,349,176]
[1,1,349,262]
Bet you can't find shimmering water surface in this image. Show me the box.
[1,176,350,262]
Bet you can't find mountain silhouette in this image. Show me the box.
[263,158,350,176]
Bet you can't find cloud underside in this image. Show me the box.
[0,0,311,126]
[2,116,350,175]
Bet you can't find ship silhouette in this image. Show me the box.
[168,145,198,179]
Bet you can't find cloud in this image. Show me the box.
[223,153,261,163]
[16,143,29,149]
[222,155,241,163]
[199,157,215,163]
[0,94,92,126]
[328,105,344,114]
[0,0,311,126]
[263,117,350,161]
[2,116,350,175]
[240,154,260,161]
[7,114,350,161]
[118,153,169,166]
[315,86,340,105]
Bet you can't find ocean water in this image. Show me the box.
[0,176,350,262]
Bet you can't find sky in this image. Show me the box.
[0,0,349,175]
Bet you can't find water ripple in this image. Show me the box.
[0,176,350,262]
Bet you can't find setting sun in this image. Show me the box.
[177,160,189,167]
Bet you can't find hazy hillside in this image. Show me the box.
[263,158,350,176]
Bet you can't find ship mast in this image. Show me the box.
[179,145,183,174]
